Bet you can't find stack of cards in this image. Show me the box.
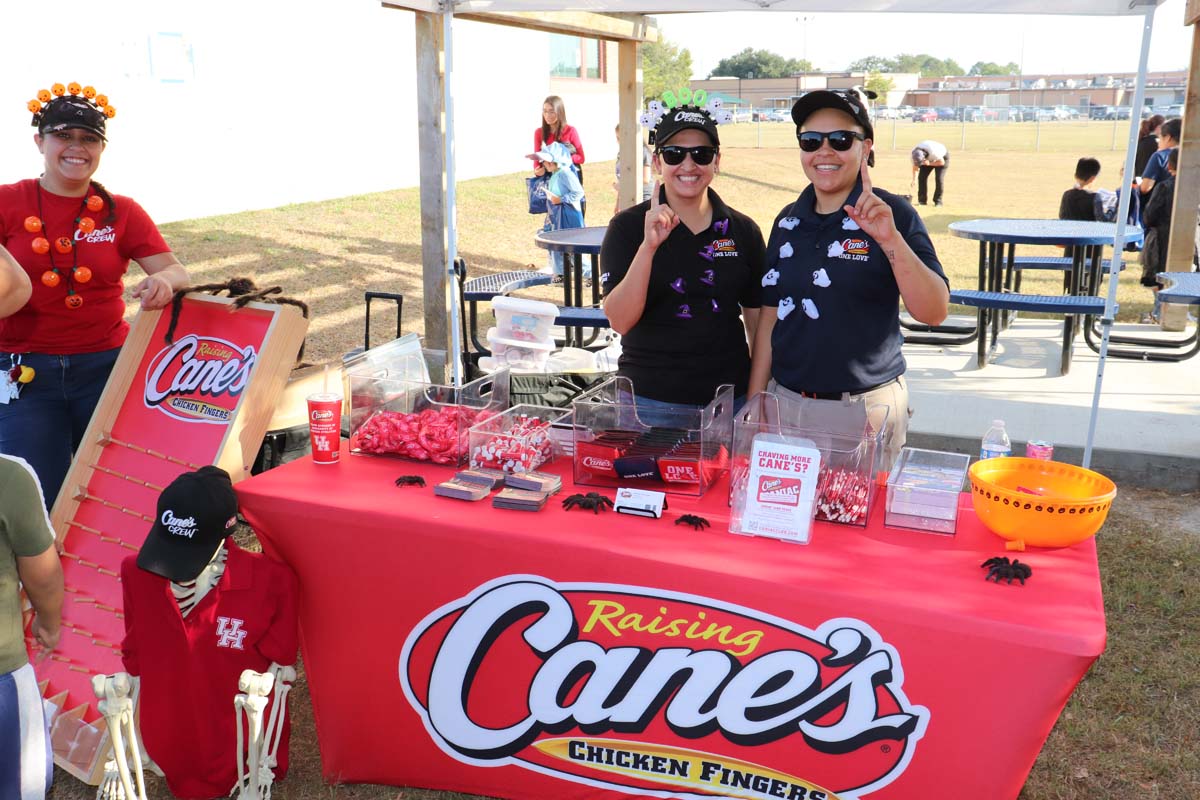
[492,488,550,511]
[505,470,562,494]
[434,478,492,502]
[455,467,507,490]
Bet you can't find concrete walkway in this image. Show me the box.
[903,314,1199,490]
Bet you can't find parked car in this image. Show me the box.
[896,105,917,119]
[935,106,957,121]
[1088,106,1111,120]
[1110,106,1132,120]
[766,109,791,123]
[1053,106,1080,120]
[874,106,899,119]
[913,109,938,122]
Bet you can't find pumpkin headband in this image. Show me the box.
[29,83,115,140]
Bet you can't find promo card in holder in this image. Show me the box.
[614,487,667,519]
[736,433,821,544]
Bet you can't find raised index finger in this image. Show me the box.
[649,180,662,209]
[860,149,873,194]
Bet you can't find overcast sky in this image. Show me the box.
[657,0,1193,79]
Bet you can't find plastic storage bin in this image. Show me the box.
[486,327,554,371]
[570,376,734,497]
[885,447,971,534]
[492,296,560,344]
[729,392,888,535]
[468,404,568,473]
[348,350,509,465]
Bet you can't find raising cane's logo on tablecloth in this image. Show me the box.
[401,576,929,799]
[143,334,257,424]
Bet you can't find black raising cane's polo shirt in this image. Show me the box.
[600,188,766,405]
[761,180,947,394]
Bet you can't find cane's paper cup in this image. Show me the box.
[307,392,343,465]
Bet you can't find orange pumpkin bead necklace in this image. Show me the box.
[32,183,100,308]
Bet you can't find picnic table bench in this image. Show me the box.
[1084,271,1200,362]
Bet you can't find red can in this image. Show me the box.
[1026,440,1054,461]
[307,392,343,465]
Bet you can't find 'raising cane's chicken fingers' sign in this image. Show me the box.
[401,576,929,800]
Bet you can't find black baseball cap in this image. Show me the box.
[652,105,720,148]
[791,89,876,142]
[137,466,239,582]
[34,95,107,140]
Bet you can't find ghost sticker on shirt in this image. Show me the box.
[676,304,693,319]
[670,277,687,294]
[777,298,796,320]
[778,217,800,231]
[827,240,846,258]
[802,298,820,319]
[779,242,795,259]
[842,216,861,231]
[813,268,831,288]
[762,268,780,287]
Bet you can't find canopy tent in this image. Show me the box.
[387,0,1178,468]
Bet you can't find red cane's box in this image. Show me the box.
[570,376,733,497]
[40,295,307,785]
[467,404,568,473]
[347,348,510,466]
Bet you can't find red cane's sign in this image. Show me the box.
[143,334,257,424]
[401,576,929,799]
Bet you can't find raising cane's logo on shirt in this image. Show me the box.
[143,335,257,424]
[401,576,929,800]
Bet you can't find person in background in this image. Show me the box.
[1134,114,1164,179]
[751,90,949,468]
[534,142,586,283]
[0,82,190,507]
[601,101,766,424]
[909,139,950,206]
[0,452,63,799]
[533,95,585,188]
[613,123,653,216]
[1139,117,1180,197]
[1140,148,1178,323]
[1059,157,1103,221]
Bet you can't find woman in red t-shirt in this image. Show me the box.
[533,95,585,185]
[0,83,189,506]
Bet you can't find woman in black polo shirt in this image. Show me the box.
[748,89,949,468]
[600,103,766,424]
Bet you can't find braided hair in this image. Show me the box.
[165,277,310,362]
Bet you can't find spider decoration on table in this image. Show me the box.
[981,556,1032,585]
[675,514,710,531]
[394,475,427,488]
[562,493,614,513]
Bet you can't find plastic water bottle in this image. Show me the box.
[980,420,1012,460]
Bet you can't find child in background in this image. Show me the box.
[535,142,586,283]
[1058,157,1102,221]
[1140,148,1178,322]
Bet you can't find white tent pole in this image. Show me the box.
[444,1,463,385]
[1082,1,1155,469]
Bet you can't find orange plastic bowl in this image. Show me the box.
[968,457,1116,549]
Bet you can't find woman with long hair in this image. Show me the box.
[533,95,585,184]
[1135,113,1164,178]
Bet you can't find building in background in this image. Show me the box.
[0,0,621,223]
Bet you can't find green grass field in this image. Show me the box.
[61,145,1194,800]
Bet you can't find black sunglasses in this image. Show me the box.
[797,130,865,152]
[658,145,718,166]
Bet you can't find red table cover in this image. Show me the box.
[236,445,1105,800]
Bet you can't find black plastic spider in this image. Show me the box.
[562,493,614,513]
[981,556,1032,585]
[675,514,710,531]
[394,475,427,488]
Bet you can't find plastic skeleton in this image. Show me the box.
[94,542,294,800]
